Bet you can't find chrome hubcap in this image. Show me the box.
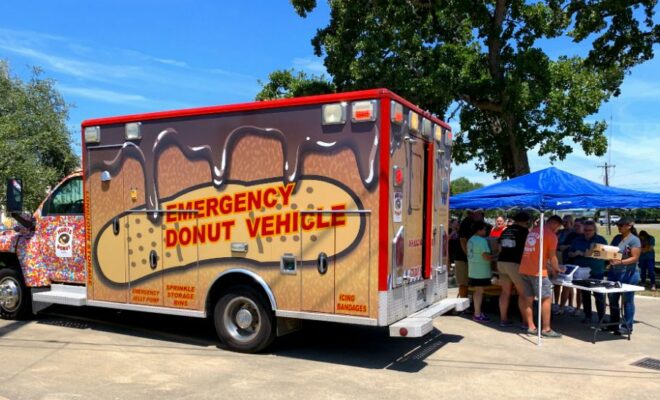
[223,296,260,343]
[235,308,254,329]
[0,277,20,312]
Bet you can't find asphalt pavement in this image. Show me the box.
[1,289,659,400]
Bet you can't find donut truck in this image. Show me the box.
[0,89,467,352]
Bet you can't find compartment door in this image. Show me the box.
[162,211,199,310]
[402,138,426,283]
[301,210,335,313]
[127,213,163,306]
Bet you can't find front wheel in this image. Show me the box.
[0,268,32,319]
[213,285,275,353]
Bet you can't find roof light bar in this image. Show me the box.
[125,122,142,140]
[422,118,432,138]
[351,100,378,122]
[84,126,101,144]
[322,103,347,125]
[434,125,442,143]
[391,101,404,125]
[408,111,420,133]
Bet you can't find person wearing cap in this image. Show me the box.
[495,211,530,327]
[607,216,641,335]
[519,215,564,338]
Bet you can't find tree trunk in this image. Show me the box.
[504,114,530,178]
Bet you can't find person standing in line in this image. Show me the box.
[448,218,460,268]
[553,215,574,312]
[468,221,494,322]
[608,217,641,335]
[568,220,607,323]
[519,215,564,338]
[638,230,656,291]
[495,211,530,328]
[489,216,507,239]
[555,219,585,315]
[455,211,484,298]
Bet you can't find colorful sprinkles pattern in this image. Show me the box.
[17,214,86,287]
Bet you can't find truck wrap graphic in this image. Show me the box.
[94,177,366,284]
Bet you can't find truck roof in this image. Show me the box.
[81,88,452,131]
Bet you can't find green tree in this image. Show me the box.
[256,69,335,100]
[0,62,79,212]
[288,0,660,178]
[450,177,484,196]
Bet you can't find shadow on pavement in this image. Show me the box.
[35,305,463,370]
[0,320,30,338]
[36,304,218,347]
[461,296,641,344]
[272,321,463,372]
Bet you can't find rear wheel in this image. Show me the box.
[213,285,275,353]
[0,268,32,319]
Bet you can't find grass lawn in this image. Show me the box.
[600,226,659,297]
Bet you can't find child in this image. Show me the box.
[468,221,494,322]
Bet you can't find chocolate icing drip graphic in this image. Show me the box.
[89,142,152,208]
[91,120,380,224]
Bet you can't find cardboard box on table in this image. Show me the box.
[589,243,622,261]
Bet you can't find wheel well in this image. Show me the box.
[0,252,21,271]
[206,271,276,317]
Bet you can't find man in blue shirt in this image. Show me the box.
[568,220,607,323]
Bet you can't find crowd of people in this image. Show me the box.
[448,211,656,338]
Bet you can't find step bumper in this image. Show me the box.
[389,297,469,338]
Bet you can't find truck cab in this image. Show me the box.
[0,172,85,318]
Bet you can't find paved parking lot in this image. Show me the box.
[1,292,659,400]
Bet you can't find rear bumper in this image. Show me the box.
[389,297,469,337]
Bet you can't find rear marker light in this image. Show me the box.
[351,100,378,122]
[322,103,347,125]
[400,327,408,337]
[409,111,419,132]
[84,126,101,144]
[391,101,404,124]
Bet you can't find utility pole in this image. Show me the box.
[598,162,616,234]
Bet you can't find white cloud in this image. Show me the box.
[58,85,148,105]
[0,43,142,82]
[153,57,188,68]
[292,57,327,75]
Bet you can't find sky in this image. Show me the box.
[1,1,659,192]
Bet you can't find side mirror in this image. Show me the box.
[6,178,23,213]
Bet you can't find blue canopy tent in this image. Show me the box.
[451,167,660,211]
[450,167,660,344]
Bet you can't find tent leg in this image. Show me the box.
[537,213,544,346]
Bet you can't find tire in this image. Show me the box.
[213,285,275,353]
[0,267,32,320]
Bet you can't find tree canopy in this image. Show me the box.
[0,62,79,211]
[286,0,660,178]
[256,69,335,100]
[450,177,484,196]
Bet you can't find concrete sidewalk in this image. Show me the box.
[0,291,658,399]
